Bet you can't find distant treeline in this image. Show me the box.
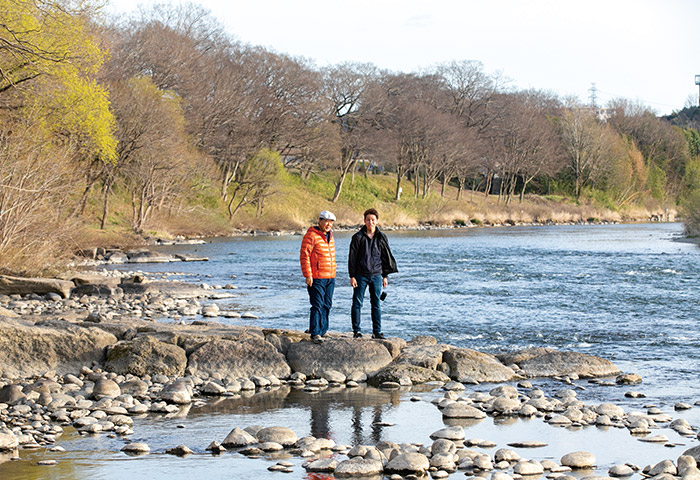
[2,0,700,274]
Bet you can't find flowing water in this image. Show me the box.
[2,222,699,479]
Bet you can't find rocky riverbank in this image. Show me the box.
[0,271,699,478]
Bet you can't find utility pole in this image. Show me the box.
[696,75,700,107]
[588,83,598,108]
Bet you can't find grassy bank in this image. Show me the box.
[79,170,673,248]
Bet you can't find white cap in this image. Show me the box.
[319,210,336,221]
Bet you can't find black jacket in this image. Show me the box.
[348,226,398,278]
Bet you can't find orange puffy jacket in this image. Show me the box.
[300,226,336,279]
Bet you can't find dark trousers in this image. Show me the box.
[308,278,334,336]
[351,274,382,335]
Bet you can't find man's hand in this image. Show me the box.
[350,277,357,288]
[382,277,388,288]
[305,277,313,287]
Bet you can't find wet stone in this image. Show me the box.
[648,460,678,476]
[616,373,642,385]
[507,441,548,448]
[304,458,338,472]
[442,403,486,419]
[221,427,257,448]
[609,464,635,476]
[494,448,521,462]
[638,434,669,443]
[513,459,544,475]
[429,426,465,441]
[121,442,150,454]
[258,441,284,451]
[561,451,596,468]
[256,426,297,446]
[165,445,193,456]
[335,457,384,477]
[385,452,431,474]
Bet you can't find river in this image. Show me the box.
[2,222,698,479]
[128,222,699,400]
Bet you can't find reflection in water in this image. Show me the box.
[443,417,484,428]
[310,399,329,439]
[306,474,336,480]
[492,415,519,427]
[183,384,404,448]
[197,386,291,414]
[284,386,400,445]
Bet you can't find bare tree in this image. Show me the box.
[108,77,194,233]
[451,129,486,200]
[226,149,283,220]
[436,60,507,132]
[322,62,377,202]
[490,91,563,204]
[557,105,614,199]
[362,72,450,201]
[0,109,79,273]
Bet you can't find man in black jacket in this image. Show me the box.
[348,208,398,339]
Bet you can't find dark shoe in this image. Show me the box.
[372,333,386,339]
[353,332,363,338]
[311,335,323,344]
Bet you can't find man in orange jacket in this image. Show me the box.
[300,210,337,344]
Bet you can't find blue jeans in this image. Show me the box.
[351,275,382,335]
[308,278,334,336]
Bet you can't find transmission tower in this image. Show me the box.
[588,83,598,108]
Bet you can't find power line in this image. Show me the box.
[592,87,681,111]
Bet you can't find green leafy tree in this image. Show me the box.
[680,189,700,237]
[0,0,116,162]
[599,134,648,207]
[647,164,667,202]
[683,128,700,158]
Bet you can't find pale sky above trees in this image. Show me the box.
[107,0,700,116]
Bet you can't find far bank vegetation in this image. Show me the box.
[2,0,700,275]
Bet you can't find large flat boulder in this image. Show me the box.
[0,275,74,299]
[119,280,206,298]
[105,335,187,377]
[187,337,291,379]
[443,348,518,383]
[499,348,620,378]
[0,319,117,378]
[286,338,392,377]
[368,363,450,386]
[395,344,452,369]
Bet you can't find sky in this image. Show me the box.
[106,0,700,116]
